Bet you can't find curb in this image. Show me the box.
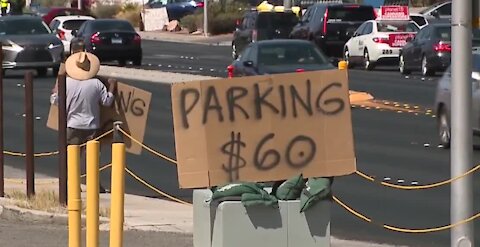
[0,198,109,228]
[138,32,231,46]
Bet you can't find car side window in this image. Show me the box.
[355,23,366,36]
[50,20,60,31]
[363,22,373,35]
[437,3,451,15]
[301,8,311,22]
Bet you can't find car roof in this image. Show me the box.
[52,15,95,22]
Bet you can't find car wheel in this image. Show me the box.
[133,57,142,66]
[399,54,410,75]
[344,48,354,68]
[363,49,374,70]
[36,68,48,77]
[421,55,434,76]
[438,107,451,149]
[232,43,238,60]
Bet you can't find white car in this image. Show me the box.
[343,19,419,70]
[49,15,95,54]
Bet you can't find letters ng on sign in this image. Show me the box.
[171,69,357,189]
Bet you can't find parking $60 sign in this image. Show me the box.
[171,70,356,189]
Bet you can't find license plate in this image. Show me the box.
[111,38,123,44]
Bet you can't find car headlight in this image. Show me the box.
[2,41,23,52]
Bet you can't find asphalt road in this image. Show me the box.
[1,40,479,246]
[0,217,192,247]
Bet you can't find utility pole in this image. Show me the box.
[451,0,475,246]
[203,0,208,37]
[284,0,292,11]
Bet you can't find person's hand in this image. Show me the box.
[108,78,117,93]
[52,81,58,94]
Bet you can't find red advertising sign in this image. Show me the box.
[389,33,416,47]
[380,5,410,20]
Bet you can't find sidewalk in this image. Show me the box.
[137,29,232,46]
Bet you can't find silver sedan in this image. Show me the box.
[1,15,63,77]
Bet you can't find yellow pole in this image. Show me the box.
[67,145,81,247]
[338,60,348,70]
[109,142,126,247]
[86,140,100,247]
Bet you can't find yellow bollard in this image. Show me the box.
[109,142,126,247]
[67,145,81,247]
[87,141,100,247]
[338,60,348,70]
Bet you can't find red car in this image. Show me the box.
[42,7,88,25]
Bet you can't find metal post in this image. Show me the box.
[25,71,34,198]
[0,46,4,197]
[109,121,125,247]
[67,145,81,247]
[451,0,475,246]
[77,0,81,10]
[86,140,100,247]
[58,74,67,205]
[203,0,208,37]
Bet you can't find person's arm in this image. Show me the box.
[99,79,116,106]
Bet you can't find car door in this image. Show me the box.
[412,26,429,67]
[235,45,254,76]
[358,22,373,54]
[347,22,366,57]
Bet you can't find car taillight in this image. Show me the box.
[323,9,329,35]
[196,1,204,7]
[227,65,234,78]
[252,29,257,42]
[133,34,141,45]
[373,37,390,44]
[434,43,451,52]
[57,30,66,40]
[296,68,305,73]
[90,32,101,45]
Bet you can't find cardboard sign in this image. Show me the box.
[171,70,356,189]
[388,33,416,47]
[380,5,409,20]
[141,8,169,31]
[47,82,152,155]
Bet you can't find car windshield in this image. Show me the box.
[257,43,329,66]
[0,19,50,35]
[63,19,89,30]
[91,21,134,32]
[328,6,375,22]
[377,21,418,32]
[257,12,298,29]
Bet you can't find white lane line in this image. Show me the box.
[411,181,419,185]
[384,177,391,181]
[397,179,405,183]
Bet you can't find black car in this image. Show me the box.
[0,15,63,77]
[399,23,480,76]
[289,3,376,58]
[232,11,299,59]
[71,19,142,66]
[227,39,334,77]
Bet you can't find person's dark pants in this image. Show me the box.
[1,8,6,16]
[66,127,107,192]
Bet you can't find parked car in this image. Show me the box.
[42,7,88,25]
[399,23,480,76]
[71,19,142,66]
[344,19,419,70]
[289,3,377,58]
[146,0,204,21]
[232,10,299,59]
[49,15,95,54]
[434,52,480,148]
[0,15,63,77]
[227,39,334,77]
[418,0,451,20]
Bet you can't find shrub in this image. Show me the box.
[209,13,241,35]
[180,14,199,33]
[92,3,121,18]
[115,2,141,27]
